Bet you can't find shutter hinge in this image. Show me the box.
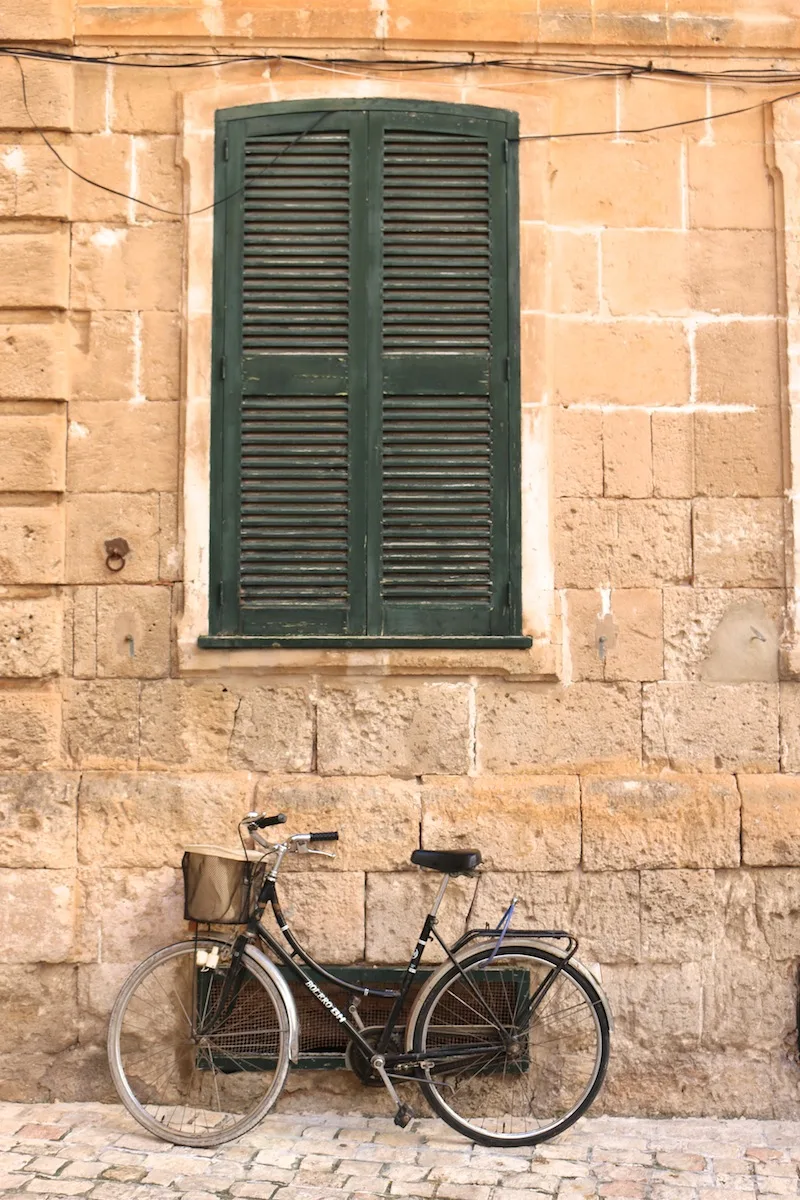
[505,580,512,610]
[217,580,224,609]
[220,356,226,381]
[503,357,510,382]
[503,138,509,162]
[222,137,230,162]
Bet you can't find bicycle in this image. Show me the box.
[107,812,612,1149]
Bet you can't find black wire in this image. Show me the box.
[13,54,332,218]
[10,49,800,215]
[4,43,800,84]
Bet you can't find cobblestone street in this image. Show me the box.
[0,1104,798,1199]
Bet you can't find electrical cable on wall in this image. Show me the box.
[7,47,800,218]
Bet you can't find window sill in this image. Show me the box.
[198,635,533,650]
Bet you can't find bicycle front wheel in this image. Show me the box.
[108,938,292,1147]
[411,942,610,1147]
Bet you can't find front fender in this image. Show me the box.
[244,943,301,1063]
[404,936,613,1053]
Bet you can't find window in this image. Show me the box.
[202,99,529,649]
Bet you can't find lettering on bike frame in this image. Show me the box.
[304,978,348,1024]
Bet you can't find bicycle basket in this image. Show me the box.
[182,846,266,924]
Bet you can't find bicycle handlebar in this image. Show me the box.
[310,831,339,842]
[248,813,287,830]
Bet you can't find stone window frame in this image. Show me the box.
[179,73,556,677]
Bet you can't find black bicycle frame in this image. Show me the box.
[197,876,579,1074]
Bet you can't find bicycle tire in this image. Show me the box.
[410,941,610,1147]
[108,938,292,1147]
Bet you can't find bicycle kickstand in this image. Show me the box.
[371,1055,416,1129]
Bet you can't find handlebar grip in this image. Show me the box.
[253,813,287,829]
[310,831,339,842]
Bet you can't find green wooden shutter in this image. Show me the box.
[372,110,514,637]
[207,101,525,647]
[210,110,369,636]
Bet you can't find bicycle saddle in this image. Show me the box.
[411,849,482,875]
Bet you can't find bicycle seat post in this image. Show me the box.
[428,874,450,922]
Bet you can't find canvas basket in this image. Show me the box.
[182,845,267,924]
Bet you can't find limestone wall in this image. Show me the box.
[2,0,800,1117]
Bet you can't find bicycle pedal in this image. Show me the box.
[393,1103,415,1129]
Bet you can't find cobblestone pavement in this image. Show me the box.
[0,1103,799,1199]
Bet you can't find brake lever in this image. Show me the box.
[300,847,337,859]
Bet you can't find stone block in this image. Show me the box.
[0,143,70,219]
[67,401,178,492]
[69,312,136,401]
[229,687,313,772]
[694,409,783,498]
[602,411,652,498]
[63,680,139,769]
[0,414,66,491]
[366,871,474,964]
[547,229,599,313]
[0,966,78,1058]
[317,683,471,777]
[280,872,365,964]
[158,492,180,582]
[70,224,182,311]
[652,413,694,498]
[753,867,800,961]
[702,955,795,1053]
[476,682,641,774]
[602,230,689,317]
[134,135,182,220]
[740,776,800,866]
[643,681,779,772]
[66,492,159,584]
[68,135,132,222]
[664,588,783,682]
[78,772,249,868]
[693,499,784,587]
[0,321,68,400]
[0,505,64,585]
[688,143,774,231]
[470,870,573,933]
[555,499,691,588]
[0,690,61,768]
[552,319,690,407]
[1,869,76,963]
[78,962,134,1048]
[779,683,800,773]
[79,867,184,963]
[255,775,420,872]
[552,408,603,498]
[0,0,70,38]
[571,870,641,964]
[141,311,181,401]
[695,321,781,408]
[548,139,682,228]
[0,773,78,869]
[604,962,703,1051]
[616,75,706,140]
[0,228,69,309]
[0,58,72,132]
[582,775,740,870]
[566,588,663,682]
[640,869,716,962]
[689,230,777,316]
[96,585,171,679]
[139,680,237,769]
[71,587,97,677]
[108,68,181,134]
[0,595,63,678]
[421,775,580,871]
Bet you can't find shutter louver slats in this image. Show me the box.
[380,128,495,621]
[242,133,350,354]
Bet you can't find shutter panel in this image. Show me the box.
[213,112,368,636]
[374,113,512,637]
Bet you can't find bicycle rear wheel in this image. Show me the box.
[411,941,610,1147]
[108,938,291,1147]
